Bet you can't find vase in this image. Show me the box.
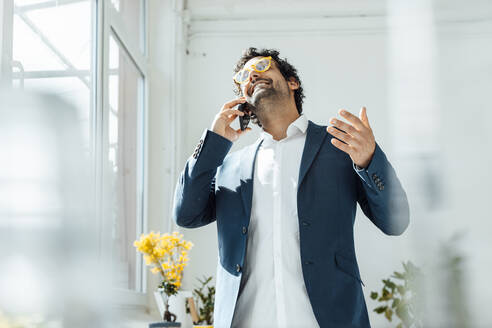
[153,289,193,327]
[153,288,179,322]
[193,325,213,328]
[149,323,181,328]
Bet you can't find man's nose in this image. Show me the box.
[248,70,261,83]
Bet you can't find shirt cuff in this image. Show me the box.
[353,162,366,172]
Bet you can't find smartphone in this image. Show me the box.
[237,102,253,131]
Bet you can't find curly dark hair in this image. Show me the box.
[233,47,305,127]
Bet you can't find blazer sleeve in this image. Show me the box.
[172,129,233,228]
[354,142,410,236]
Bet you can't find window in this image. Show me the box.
[6,0,148,301]
[110,0,145,54]
[12,0,93,148]
[107,32,146,292]
[104,0,148,296]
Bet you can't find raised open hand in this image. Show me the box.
[326,107,376,168]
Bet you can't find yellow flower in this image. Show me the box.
[134,230,193,292]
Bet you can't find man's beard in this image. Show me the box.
[247,79,288,116]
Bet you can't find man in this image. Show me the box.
[173,47,410,328]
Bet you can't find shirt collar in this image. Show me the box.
[260,114,308,145]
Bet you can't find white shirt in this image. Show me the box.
[231,114,320,328]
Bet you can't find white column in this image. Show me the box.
[387,0,444,326]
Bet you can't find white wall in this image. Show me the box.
[179,11,400,328]
[147,0,492,326]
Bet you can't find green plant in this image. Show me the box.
[186,276,215,325]
[370,261,424,328]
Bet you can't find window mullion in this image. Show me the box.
[1,0,14,85]
[107,2,147,76]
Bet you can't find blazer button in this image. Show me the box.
[304,260,313,265]
[302,221,310,226]
[242,226,247,234]
[236,264,241,273]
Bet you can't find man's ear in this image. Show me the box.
[287,77,299,91]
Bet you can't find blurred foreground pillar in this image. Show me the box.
[0,88,111,327]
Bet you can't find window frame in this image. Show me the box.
[97,0,149,306]
[3,0,149,307]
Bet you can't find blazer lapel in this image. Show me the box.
[298,120,328,186]
[238,120,327,221]
[239,137,264,223]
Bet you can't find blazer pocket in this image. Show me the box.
[335,252,365,286]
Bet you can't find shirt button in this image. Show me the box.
[236,264,241,273]
[242,226,247,234]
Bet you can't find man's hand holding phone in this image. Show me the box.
[211,97,252,142]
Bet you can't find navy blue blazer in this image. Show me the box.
[173,120,410,328]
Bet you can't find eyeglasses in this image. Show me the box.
[233,56,272,84]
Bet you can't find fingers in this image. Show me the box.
[221,97,246,111]
[229,127,252,142]
[329,117,361,138]
[221,108,245,124]
[212,98,250,141]
[337,109,366,131]
[327,106,376,166]
[326,126,361,147]
[221,108,245,117]
[359,106,371,128]
[330,137,352,154]
[236,127,252,134]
